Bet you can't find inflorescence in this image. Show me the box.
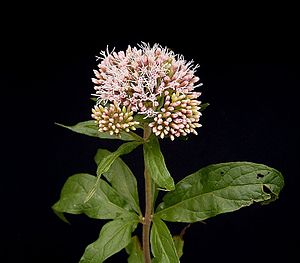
[91,42,203,140]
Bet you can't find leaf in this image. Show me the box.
[144,134,175,191]
[85,141,143,202]
[52,173,132,221]
[94,149,141,215]
[96,141,143,178]
[80,216,138,263]
[133,114,151,128]
[172,236,184,259]
[150,217,179,263]
[55,120,142,141]
[200,102,210,111]
[152,179,159,207]
[156,162,284,222]
[125,236,144,263]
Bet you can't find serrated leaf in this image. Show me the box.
[80,216,138,263]
[95,149,141,215]
[144,134,175,191]
[156,162,284,222]
[85,141,143,202]
[52,173,132,221]
[172,236,184,259]
[55,120,142,141]
[150,217,179,263]
[125,236,144,263]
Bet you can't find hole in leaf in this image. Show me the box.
[263,185,272,194]
[256,173,264,179]
[220,171,224,175]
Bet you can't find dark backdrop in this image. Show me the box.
[1,11,299,263]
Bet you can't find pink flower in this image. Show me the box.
[92,42,203,140]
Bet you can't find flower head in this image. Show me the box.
[149,91,202,140]
[91,42,203,140]
[91,102,139,136]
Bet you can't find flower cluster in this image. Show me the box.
[91,102,139,136]
[149,91,202,140]
[91,43,203,139]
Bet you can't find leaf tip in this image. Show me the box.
[52,205,70,224]
[200,102,210,111]
[54,122,63,127]
[54,122,69,129]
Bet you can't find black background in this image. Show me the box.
[1,7,299,263]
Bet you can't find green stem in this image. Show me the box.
[143,125,152,263]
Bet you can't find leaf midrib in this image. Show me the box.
[153,223,177,263]
[108,166,140,214]
[62,176,131,216]
[96,221,135,262]
[156,181,279,215]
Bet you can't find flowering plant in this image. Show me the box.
[53,43,284,262]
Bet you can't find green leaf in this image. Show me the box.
[80,216,138,263]
[85,141,143,202]
[94,149,141,215]
[133,114,151,127]
[55,120,142,141]
[152,179,159,207]
[144,134,175,191]
[125,236,144,263]
[150,217,179,263]
[52,173,132,221]
[172,236,184,259]
[156,162,284,222]
[200,102,210,111]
